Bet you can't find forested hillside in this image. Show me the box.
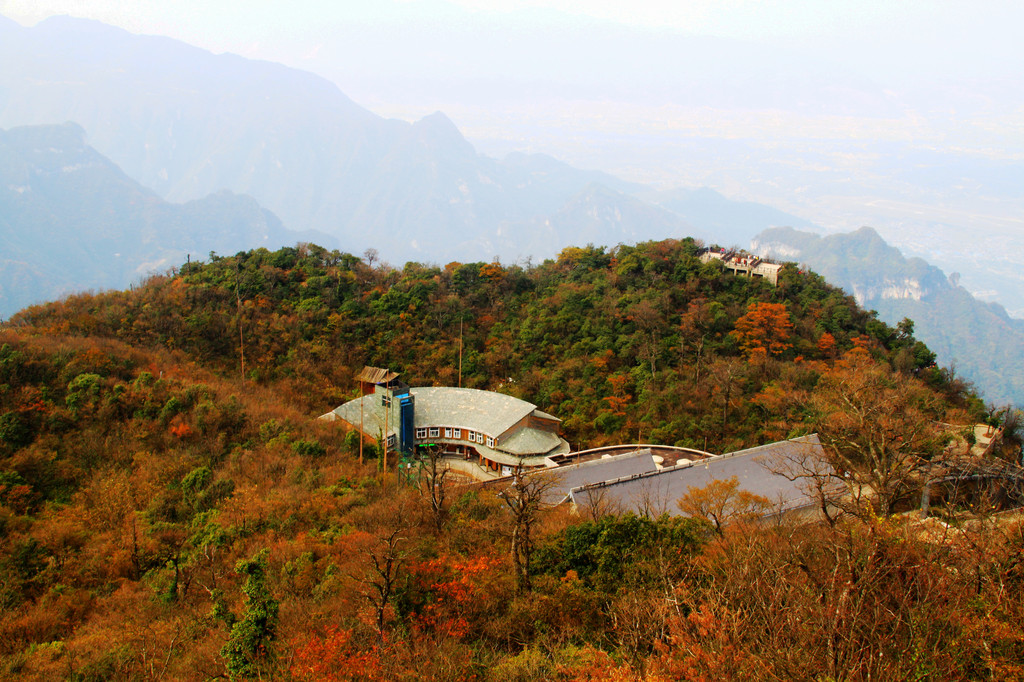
[10,238,980,451]
[2,239,1021,680]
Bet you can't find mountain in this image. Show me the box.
[753,226,1024,406]
[7,12,1020,416]
[0,16,671,266]
[0,123,317,317]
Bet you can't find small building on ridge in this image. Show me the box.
[700,248,783,286]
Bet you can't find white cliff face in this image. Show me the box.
[851,279,927,306]
[750,239,802,260]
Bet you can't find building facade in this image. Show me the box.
[700,248,783,286]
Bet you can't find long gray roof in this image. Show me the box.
[540,449,660,503]
[568,435,827,517]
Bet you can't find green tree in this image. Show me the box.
[222,549,279,680]
[65,372,102,413]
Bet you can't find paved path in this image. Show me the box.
[442,456,501,482]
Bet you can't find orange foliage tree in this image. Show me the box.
[732,302,793,359]
[812,355,946,517]
[291,627,387,682]
[816,331,837,359]
[677,477,772,535]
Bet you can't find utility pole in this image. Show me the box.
[235,260,245,383]
[383,371,390,479]
[359,382,364,466]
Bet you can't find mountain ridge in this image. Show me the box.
[753,225,1024,406]
[0,16,680,265]
[0,122,327,317]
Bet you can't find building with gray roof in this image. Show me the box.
[565,435,829,517]
[542,449,660,503]
[321,367,570,474]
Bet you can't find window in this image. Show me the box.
[429,427,439,438]
[386,434,396,448]
[415,427,427,439]
[486,436,495,448]
[465,431,474,442]
[381,394,391,407]
[453,428,461,439]
[444,428,452,438]
[476,432,484,444]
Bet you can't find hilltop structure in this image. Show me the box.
[321,367,570,475]
[700,248,783,286]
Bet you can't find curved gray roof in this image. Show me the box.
[498,425,567,457]
[327,386,568,460]
[330,395,387,436]
[410,387,537,438]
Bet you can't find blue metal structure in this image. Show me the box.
[399,393,415,453]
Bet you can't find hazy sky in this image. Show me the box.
[0,0,933,40]
[5,0,1021,145]
[3,0,1021,83]
[4,1,1020,176]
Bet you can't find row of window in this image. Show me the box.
[415,426,495,448]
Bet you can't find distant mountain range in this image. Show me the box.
[0,123,316,316]
[754,226,1024,407]
[1,14,1020,408]
[0,15,702,266]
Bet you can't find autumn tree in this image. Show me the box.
[816,331,837,359]
[708,357,746,443]
[417,444,450,532]
[766,438,847,527]
[678,297,715,381]
[291,627,386,681]
[626,295,667,378]
[605,372,632,413]
[363,527,408,641]
[498,469,557,593]
[677,477,772,535]
[812,355,947,517]
[732,302,794,360]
